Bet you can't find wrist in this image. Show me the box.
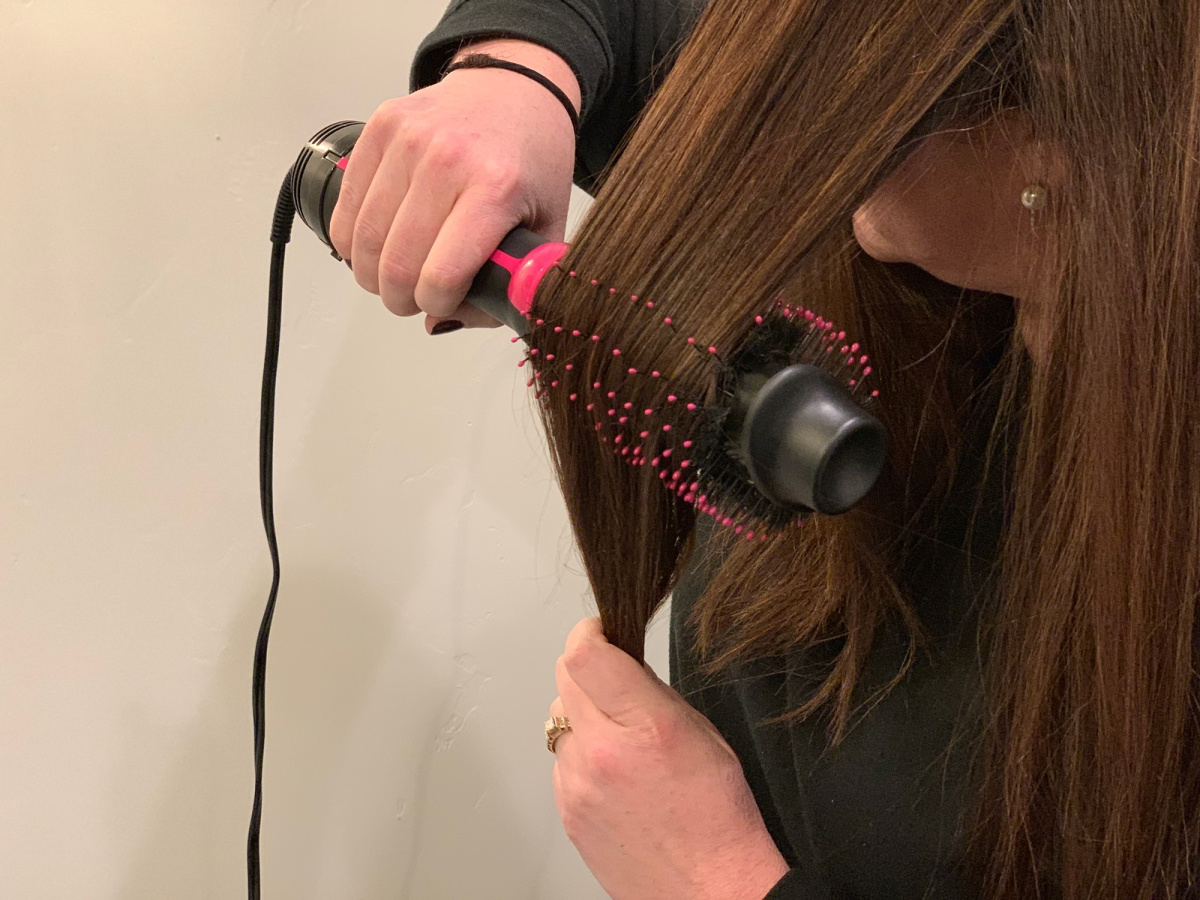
[450,39,582,117]
[698,838,791,900]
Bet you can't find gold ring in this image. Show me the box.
[544,715,571,753]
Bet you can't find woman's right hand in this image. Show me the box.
[328,41,580,333]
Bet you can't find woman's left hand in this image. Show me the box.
[549,618,789,900]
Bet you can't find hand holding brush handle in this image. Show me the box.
[294,113,887,527]
[321,39,580,333]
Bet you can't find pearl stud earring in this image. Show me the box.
[1021,185,1048,211]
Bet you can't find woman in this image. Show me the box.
[331,0,1200,896]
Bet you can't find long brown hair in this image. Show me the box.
[525,0,1200,895]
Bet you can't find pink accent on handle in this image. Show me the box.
[490,250,522,275]
[337,156,348,171]
[488,242,570,315]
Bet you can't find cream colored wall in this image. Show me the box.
[0,2,667,897]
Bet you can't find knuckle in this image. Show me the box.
[585,744,619,782]
[379,254,420,294]
[477,160,522,203]
[374,98,414,135]
[420,260,466,298]
[641,713,678,750]
[561,641,590,675]
[379,278,417,315]
[398,121,427,157]
[375,97,403,119]
[425,132,468,171]
[352,218,388,256]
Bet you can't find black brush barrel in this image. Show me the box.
[740,365,887,515]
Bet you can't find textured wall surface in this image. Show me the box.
[0,2,668,897]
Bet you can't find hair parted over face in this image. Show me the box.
[525,0,1200,896]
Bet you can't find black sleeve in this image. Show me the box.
[408,0,707,194]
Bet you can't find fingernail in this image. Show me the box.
[431,320,464,336]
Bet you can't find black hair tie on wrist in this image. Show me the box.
[442,53,581,136]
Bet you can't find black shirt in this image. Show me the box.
[412,5,1006,895]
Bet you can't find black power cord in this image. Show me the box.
[248,170,297,900]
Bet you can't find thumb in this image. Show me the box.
[563,619,661,726]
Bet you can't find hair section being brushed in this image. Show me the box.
[527,0,1200,896]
